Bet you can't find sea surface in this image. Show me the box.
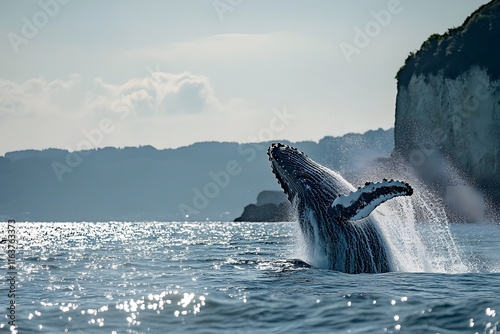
[1,221,499,334]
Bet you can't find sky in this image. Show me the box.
[0,0,490,155]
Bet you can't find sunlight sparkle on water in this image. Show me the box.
[1,221,498,333]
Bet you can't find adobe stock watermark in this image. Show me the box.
[3,220,18,333]
[178,107,296,218]
[51,65,165,182]
[145,65,166,87]
[339,0,408,63]
[7,0,71,54]
[51,118,118,182]
[212,0,243,21]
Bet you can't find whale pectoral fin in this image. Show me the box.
[329,180,413,221]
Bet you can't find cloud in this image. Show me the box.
[87,71,221,118]
[160,76,210,114]
[0,71,255,154]
[0,68,351,156]
[0,71,223,120]
[136,31,331,62]
[0,74,82,119]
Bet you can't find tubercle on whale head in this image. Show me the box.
[267,143,307,174]
[267,143,299,201]
[267,143,327,202]
[267,143,307,159]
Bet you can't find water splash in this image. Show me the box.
[290,215,325,269]
[365,154,493,273]
[373,183,471,273]
[290,159,481,274]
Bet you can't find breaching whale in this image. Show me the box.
[268,143,413,274]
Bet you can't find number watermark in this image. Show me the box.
[4,220,18,333]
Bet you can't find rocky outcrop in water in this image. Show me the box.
[234,190,293,222]
[394,0,500,202]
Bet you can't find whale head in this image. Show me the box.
[267,143,353,206]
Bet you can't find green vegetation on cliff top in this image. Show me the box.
[397,0,500,87]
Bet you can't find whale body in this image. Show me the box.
[268,143,413,274]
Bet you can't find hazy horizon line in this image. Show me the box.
[1,127,393,157]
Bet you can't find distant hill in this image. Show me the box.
[0,128,393,222]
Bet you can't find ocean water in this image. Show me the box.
[1,220,499,334]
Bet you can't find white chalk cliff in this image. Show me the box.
[394,0,500,198]
[395,67,500,184]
